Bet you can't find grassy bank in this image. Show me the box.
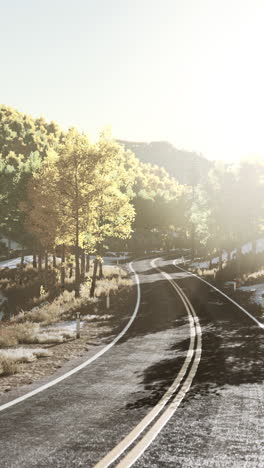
[0,265,133,382]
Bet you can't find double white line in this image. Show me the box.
[94,258,202,468]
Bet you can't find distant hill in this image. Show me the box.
[118,140,211,184]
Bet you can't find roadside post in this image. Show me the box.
[234,280,237,292]
[76,312,80,339]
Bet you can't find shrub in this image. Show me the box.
[0,357,19,376]
[0,333,18,348]
[0,348,37,363]
[244,268,264,285]
[14,323,40,343]
[30,333,64,344]
[0,347,52,376]
[10,265,132,325]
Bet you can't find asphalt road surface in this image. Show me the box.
[0,255,263,467]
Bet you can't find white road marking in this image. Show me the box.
[93,258,202,468]
[173,260,264,329]
[115,261,202,468]
[0,262,141,413]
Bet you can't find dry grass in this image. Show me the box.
[82,313,112,322]
[0,334,18,348]
[11,266,132,326]
[0,347,52,376]
[244,268,264,285]
[195,267,215,279]
[195,263,264,285]
[0,347,52,363]
[0,323,38,348]
[0,358,19,376]
[31,291,50,306]
[12,290,76,324]
[0,265,132,375]
[0,322,74,347]
[31,329,75,344]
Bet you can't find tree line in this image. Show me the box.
[191,159,264,273]
[0,104,264,289]
[0,106,186,295]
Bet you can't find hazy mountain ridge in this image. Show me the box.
[118,140,211,184]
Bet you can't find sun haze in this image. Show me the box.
[1,0,264,162]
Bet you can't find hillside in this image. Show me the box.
[118,140,211,184]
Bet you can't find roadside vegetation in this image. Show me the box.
[0,105,264,384]
[189,160,264,277]
[192,250,264,284]
[0,264,132,380]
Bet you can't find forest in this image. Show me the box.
[0,104,264,295]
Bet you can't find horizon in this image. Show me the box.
[2,101,264,165]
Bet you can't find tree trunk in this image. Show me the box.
[75,232,80,298]
[97,244,104,278]
[45,252,48,271]
[86,254,90,273]
[61,243,65,289]
[99,259,103,279]
[20,245,25,266]
[190,183,195,261]
[236,246,242,277]
[81,249,85,281]
[90,258,98,297]
[219,249,223,271]
[33,253,37,269]
[251,239,257,272]
[53,253,56,268]
[191,223,195,261]
[38,251,42,271]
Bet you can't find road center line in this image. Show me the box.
[114,261,202,468]
[93,258,201,468]
[0,261,141,413]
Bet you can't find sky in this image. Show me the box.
[1,0,264,162]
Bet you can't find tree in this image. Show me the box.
[127,159,186,252]
[0,105,63,258]
[0,151,42,257]
[23,128,136,297]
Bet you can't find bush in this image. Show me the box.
[0,333,18,348]
[0,357,19,376]
[0,347,52,376]
[0,266,58,314]
[10,266,131,325]
[244,268,264,285]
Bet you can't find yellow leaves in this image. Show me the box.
[21,128,136,250]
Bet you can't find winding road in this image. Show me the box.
[0,255,263,467]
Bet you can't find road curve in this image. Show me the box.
[93,258,201,467]
[1,254,262,467]
[0,262,140,413]
[0,257,194,467]
[131,256,264,468]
